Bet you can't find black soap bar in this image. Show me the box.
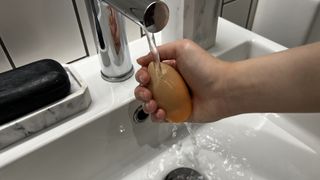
[0,59,71,125]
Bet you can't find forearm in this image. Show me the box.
[226,42,320,114]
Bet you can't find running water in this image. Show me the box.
[143,28,162,75]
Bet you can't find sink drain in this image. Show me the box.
[132,104,149,123]
[164,167,205,180]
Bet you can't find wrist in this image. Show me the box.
[219,61,255,117]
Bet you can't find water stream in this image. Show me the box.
[143,28,162,75]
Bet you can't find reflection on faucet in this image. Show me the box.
[88,0,169,82]
[107,6,120,55]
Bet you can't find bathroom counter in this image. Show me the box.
[0,18,286,167]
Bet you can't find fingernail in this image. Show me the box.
[142,103,147,113]
[137,58,143,64]
[139,75,144,83]
[140,91,145,99]
[145,102,150,109]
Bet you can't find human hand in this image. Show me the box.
[135,39,234,123]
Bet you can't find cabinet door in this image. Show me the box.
[222,0,252,28]
[0,46,12,73]
[0,0,87,67]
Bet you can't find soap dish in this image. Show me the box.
[0,65,91,150]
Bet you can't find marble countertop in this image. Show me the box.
[0,18,286,168]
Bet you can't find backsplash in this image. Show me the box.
[0,0,88,69]
[0,0,258,73]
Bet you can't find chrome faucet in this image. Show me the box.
[88,0,169,82]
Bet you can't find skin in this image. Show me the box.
[134,39,320,123]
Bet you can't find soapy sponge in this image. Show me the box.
[0,59,71,125]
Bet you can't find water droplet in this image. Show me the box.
[244,129,256,137]
[119,125,126,134]
[208,163,216,170]
[236,170,245,177]
[223,158,229,165]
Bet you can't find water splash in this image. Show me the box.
[194,126,253,180]
[154,123,253,180]
[171,124,178,138]
[144,124,254,179]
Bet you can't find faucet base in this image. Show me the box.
[100,66,134,82]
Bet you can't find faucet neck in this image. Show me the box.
[88,0,169,82]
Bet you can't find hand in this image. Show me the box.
[135,40,320,123]
[134,39,234,123]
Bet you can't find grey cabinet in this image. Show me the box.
[0,0,87,67]
[221,0,258,29]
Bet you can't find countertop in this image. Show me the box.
[0,18,286,168]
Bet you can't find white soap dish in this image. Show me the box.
[0,65,91,150]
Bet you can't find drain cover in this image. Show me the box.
[164,167,205,180]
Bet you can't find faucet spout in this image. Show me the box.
[102,0,169,33]
[88,0,169,82]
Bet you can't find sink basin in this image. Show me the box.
[1,78,320,178]
[124,113,320,180]
[2,100,319,180]
[1,18,319,180]
[218,40,280,61]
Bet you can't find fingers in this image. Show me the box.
[156,42,179,60]
[142,100,157,114]
[151,109,167,123]
[137,41,180,66]
[137,52,153,66]
[134,86,152,102]
[134,86,157,114]
[135,67,150,86]
[162,60,177,69]
[134,85,167,123]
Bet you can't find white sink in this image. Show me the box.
[0,101,181,179]
[1,18,320,180]
[218,40,279,61]
[2,100,319,180]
